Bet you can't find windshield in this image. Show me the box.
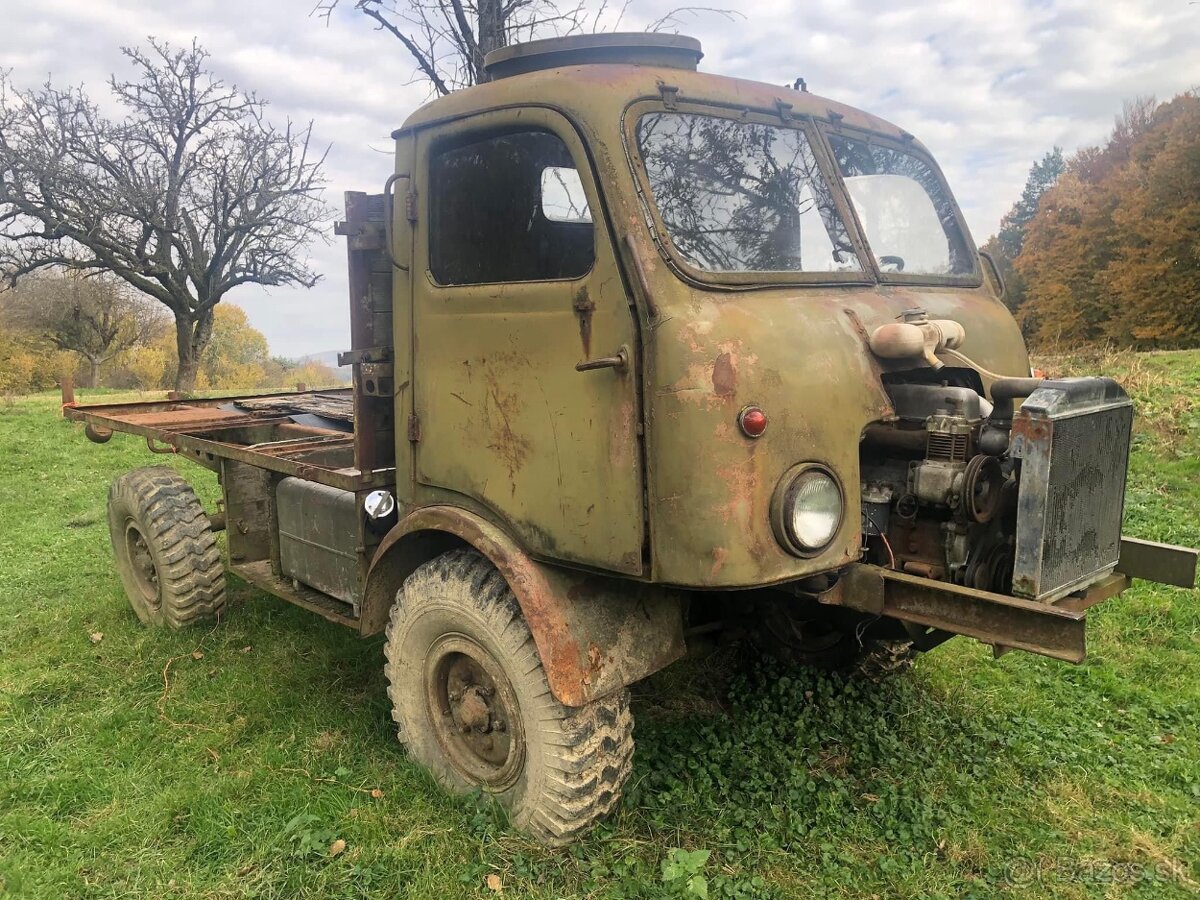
[827,134,973,276]
[636,112,862,274]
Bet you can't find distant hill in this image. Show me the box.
[299,350,353,384]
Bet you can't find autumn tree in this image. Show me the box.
[188,304,339,391]
[0,302,73,395]
[197,304,272,389]
[1015,92,1200,348]
[0,40,330,392]
[980,148,1063,316]
[4,273,165,387]
[1098,94,1200,346]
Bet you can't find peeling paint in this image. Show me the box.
[712,351,736,397]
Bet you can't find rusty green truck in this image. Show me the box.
[66,33,1198,844]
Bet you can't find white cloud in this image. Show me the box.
[4,0,1200,355]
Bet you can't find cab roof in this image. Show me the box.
[393,36,919,151]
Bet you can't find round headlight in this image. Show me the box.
[783,468,843,552]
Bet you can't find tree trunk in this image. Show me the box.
[173,308,215,393]
[85,356,102,389]
[477,0,505,83]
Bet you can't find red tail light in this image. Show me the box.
[738,406,768,438]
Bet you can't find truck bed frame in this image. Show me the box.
[64,389,393,492]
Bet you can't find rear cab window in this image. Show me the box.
[430,129,594,285]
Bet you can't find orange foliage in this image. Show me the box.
[1016,93,1200,349]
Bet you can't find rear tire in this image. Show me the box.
[384,549,633,845]
[106,467,226,629]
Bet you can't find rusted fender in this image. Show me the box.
[363,505,686,706]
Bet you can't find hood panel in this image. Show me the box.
[645,283,1028,587]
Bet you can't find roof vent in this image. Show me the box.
[483,33,703,79]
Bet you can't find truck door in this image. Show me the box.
[411,108,645,575]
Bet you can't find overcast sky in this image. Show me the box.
[4,0,1200,357]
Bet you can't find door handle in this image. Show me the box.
[576,345,630,374]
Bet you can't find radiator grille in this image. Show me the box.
[1011,379,1133,601]
[1038,408,1132,595]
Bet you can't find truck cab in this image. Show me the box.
[68,33,1197,845]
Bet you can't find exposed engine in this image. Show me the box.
[860,373,1022,594]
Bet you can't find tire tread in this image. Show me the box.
[108,466,225,628]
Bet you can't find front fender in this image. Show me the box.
[363,505,685,706]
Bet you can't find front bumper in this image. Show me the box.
[819,537,1198,663]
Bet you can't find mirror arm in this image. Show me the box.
[979,249,1006,300]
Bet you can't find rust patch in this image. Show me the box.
[712,351,736,397]
[710,547,729,578]
[608,395,636,470]
[713,456,759,527]
[484,371,532,488]
[663,340,757,410]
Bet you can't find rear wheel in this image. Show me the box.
[384,549,633,845]
[106,467,225,628]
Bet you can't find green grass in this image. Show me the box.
[2,352,1199,898]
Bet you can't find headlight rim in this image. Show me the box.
[770,462,845,557]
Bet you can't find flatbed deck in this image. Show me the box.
[64,389,395,492]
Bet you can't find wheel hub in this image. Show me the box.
[124,519,160,609]
[425,634,525,790]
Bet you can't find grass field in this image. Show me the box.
[2,350,1199,898]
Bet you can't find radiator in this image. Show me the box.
[1010,378,1134,601]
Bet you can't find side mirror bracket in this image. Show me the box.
[979,249,1007,300]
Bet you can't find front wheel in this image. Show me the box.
[384,549,633,845]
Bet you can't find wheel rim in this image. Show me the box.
[123,519,160,609]
[424,633,526,791]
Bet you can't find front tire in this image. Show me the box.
[106,467,225,628]
[384,549,633,845]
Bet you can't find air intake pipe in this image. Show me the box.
[988,377,1044,427]
[978,377,1044,456]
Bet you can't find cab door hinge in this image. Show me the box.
[407,413,421,442]
[404,189,418,224]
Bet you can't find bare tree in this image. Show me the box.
[0,40,331,392]
[318,1,737,96]
[3,273,166,387]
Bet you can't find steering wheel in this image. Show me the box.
[879,255,905,272]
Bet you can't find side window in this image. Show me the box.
[429,130,595,285]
